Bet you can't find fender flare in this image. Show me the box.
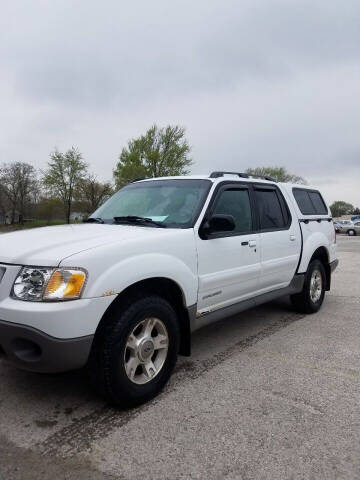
[85,253,198,307]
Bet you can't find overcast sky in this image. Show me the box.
[1,0,360,205]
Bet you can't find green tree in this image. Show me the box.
[43,147,88,224]
[245,167,307,184]
[76,175,113,214]
[330,201,355,218]
[0,177,10,223]
[352,207,360,215]
[114,125,192,188]
[0,162,38,223]
[35,197,64,223]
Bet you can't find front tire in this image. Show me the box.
[347,229,356,236]
[291,260,326,314]
[89,295,180,407]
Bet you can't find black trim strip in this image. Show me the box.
[0,319,93,373]
[296,221,304,273]
[299,218,332,224]
[330,259,339,272]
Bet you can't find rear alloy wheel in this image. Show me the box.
[291,259,326,314]
[347,229,356,236]
[309,268,323,303]
[89,296,179,407]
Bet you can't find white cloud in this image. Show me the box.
[1,0,360,205]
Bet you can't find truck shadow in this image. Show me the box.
[0,299,302,456]
[0,296,300,454]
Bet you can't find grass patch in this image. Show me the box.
[0,220,81,233]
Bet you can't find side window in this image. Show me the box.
[255,189,286,230]
[213,188,252,234]
[293,189,314,215]
[308,192,328,215]
[293,188,328,215]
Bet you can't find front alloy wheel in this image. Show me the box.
[89,295,179,407]
[124,317,169,385]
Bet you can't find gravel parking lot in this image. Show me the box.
[1,235,359,479]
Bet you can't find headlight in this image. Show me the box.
[12,267,87,302]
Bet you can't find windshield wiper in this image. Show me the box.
[113,216,167,228]
[83,217,104,224]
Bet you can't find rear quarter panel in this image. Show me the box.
[281,184,337,273]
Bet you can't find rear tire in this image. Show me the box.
[88,295,180,407]
[291,260,326,314]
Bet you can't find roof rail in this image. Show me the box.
[209,171,277,182]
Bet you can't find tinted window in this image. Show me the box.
[308,192,328,214]
[213,189,252,233]
[255,189,286,230]
[293,188,328,215]
[293,189,314,215]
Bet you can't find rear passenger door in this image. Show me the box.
[254,185,301,292]
[196,183,261,314]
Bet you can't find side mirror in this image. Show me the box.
[203,214,235,237]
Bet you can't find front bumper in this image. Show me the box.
[0,319,93,373]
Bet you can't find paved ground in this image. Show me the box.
[0,235,359,479]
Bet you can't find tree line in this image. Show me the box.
[0,153,113,225]
[0,125,193,225]
[0,124,355,225]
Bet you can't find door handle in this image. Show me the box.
[241,241,249,246]
[290,235,296,241]
[249,240,257,248]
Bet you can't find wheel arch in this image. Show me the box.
[309,246,331,291]
[95,277,192,356]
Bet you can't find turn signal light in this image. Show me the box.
[44,269,87,300]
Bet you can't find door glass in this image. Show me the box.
[213,189,252,233]
[255,189,286,229]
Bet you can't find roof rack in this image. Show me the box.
[209,171,277,182]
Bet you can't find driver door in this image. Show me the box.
[195,183,261,315]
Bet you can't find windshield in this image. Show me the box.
[91,179,211,228]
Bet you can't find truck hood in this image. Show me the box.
[0,224,170,266]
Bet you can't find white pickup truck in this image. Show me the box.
[0,172,338,406]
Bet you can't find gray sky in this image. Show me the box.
[1,0,360,205]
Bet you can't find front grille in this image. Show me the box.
[0,267,5,284]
